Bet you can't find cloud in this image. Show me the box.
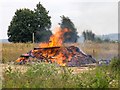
[0,0,118,39]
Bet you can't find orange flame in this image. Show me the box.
[37,27,71,66]
[39,27,70,48]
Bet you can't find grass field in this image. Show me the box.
[2,42,118,63]
[2,43,37,63]
[65,42,118,60]
[1,42,120,88]
[2,60,119,88]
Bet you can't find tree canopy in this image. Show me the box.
[7,2,52,43]
[59,15,79,43]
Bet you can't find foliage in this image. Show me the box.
[103,38,110,42]
[109,57,120,74]
[3,63,74,88]
[82,30,112,43]
[59,15,79,43]
[94,37,103,43]
[33,2,52,42]
[108,57,120,88]
[82,30,95,41]
[2,62,118,88]
[7,2,52,43]
[7,8,34,43]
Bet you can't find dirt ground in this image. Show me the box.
[1,63,96,75]
[1,64,28,73]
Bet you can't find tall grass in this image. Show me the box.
[65,42,118,59]
[2,42,119,63]
[2,43,37,63]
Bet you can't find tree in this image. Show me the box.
[95,37,103,43]
[8,8,35,42]
[103,38,110,42]
[34,2,52,42]
[59,15,79,43]
[7,2,52,43]
[82,31,86,42]
[82,30,95,41]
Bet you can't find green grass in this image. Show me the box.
[2,59,119,88]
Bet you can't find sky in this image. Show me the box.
[0,0,118,39]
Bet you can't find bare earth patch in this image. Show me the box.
[1,64,29,73]
[1,63,96,75]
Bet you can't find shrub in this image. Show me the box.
[109,57,120,74]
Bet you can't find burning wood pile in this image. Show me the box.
[16,27,96,66]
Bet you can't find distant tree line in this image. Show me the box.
[82,30,95,41]
[82,30,111,43]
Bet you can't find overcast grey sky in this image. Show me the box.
[0,0,118,39]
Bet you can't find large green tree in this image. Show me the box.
[33,2,52,42]
[59,15,79,43]
[7,2,52,43]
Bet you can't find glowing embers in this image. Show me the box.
[31,46,96,66]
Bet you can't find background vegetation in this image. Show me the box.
[82,30,113,43]
[8,2,52,43]
[7,2,79,43]
[2,57,119,88]
[59,15,79,43]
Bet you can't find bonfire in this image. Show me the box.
[16,27,96,66]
